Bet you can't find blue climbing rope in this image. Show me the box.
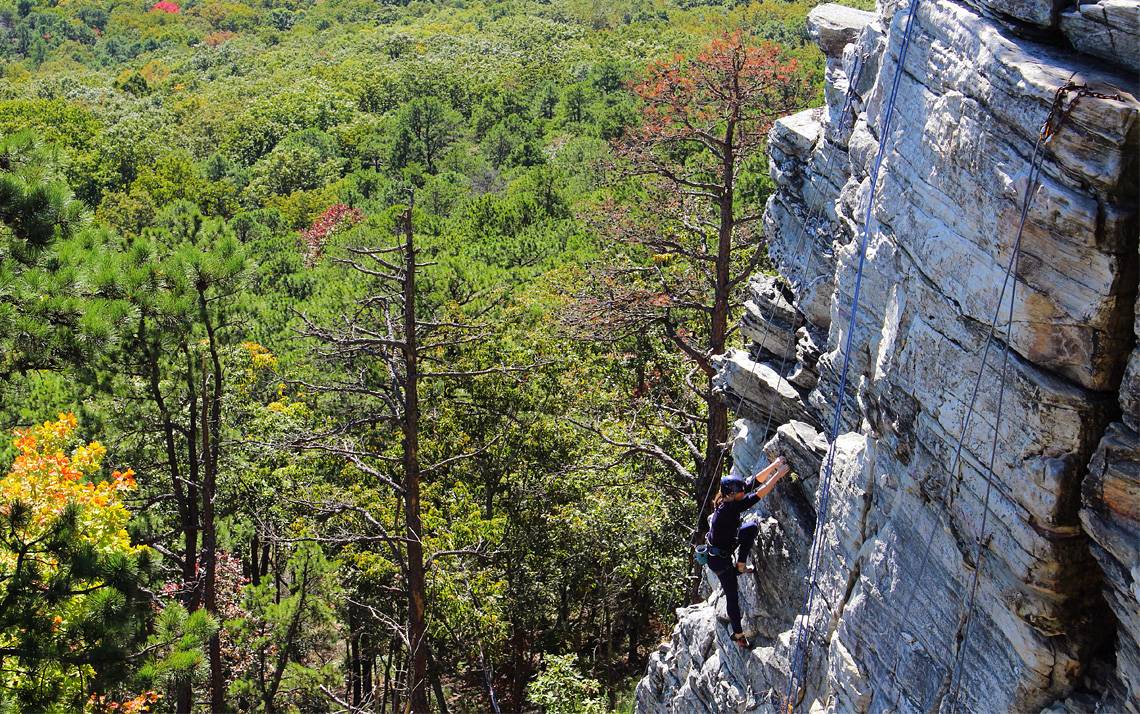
[781,1,924,710]
[690,52,868,546]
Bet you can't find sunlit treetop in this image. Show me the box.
[624,31,807,157]
[1,412,139,563]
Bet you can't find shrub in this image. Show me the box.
[527,654,607,714]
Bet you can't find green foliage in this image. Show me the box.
[0,101,101,152]
[0,132,94,377]
[114,70,150,96]
[0,131,84,260]
[391,96,462,176]
[227,546,341,712]
[137,604,219,695]
[0,0,829,707]
[245,129,344,203]
[527,654,608,714]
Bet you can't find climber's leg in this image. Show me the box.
[713,566,744,635]
[737,521,759,561]
[735,521,759,573]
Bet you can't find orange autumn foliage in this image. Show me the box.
[1,413,139,557]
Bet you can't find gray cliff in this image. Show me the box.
[636,0,1139,711]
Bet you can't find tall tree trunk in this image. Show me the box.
[605,604,616,709]
[185,354,201,611]
[176,354,202,714]
[428,647,450,714]
[145,332,195,714]
[381,637,395,714]
[260,541,271,581]
[391,646,405,714]
[200,360,226,714]
[692,124,736,563]
[401,199,430,713]
[250,533,261,586]
[362,636,375,707]
[349,607,363,707]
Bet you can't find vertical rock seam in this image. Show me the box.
[636,0,1139,712]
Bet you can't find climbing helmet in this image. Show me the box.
[720,475,747,496]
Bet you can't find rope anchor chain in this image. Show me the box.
[1041,81,1125,143]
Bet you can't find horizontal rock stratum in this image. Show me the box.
[637,0,1139,712]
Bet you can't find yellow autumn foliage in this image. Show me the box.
[0,413,139,576]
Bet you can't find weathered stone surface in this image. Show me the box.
[852,0,1140,392]
[764,108,852,334]
[788,327,822,391]
[1122,345,1140,433]
[1061,0,1140,73]
[637,0,1140,712]
[762,420,827,499]
[808,3,876,59]
[1082,423,1140,712]
[961,0,1065,28]
[712,351,813,432]
[740,275,801,361]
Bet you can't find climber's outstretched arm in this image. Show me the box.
[752,458,790,500]
[751,455,785,485]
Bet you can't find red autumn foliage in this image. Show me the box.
[301,204,365,265]
[150,1,181,13]
[578,31,809,350]
[568,34,810,531]
[618,32,805,187]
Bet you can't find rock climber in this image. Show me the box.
[705,455,791,649]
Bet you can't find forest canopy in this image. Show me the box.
[0,0,845,710]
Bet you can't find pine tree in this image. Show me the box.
[86,202,249,713]
[0,131,90,376]
[0,414,152,711]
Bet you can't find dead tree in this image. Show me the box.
[569,33,807,547]
[299,192,515,712]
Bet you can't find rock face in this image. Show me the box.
[1061,1,1140,74]
[637,1,1139,712]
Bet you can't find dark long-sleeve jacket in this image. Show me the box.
[706,491,760,552]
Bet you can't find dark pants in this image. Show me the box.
[708,521,759,635]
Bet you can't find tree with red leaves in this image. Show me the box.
[150,1,181,14]
[301,203,365,265]
[572,33,807,573]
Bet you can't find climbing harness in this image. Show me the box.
[781,0,925,710]
[688,51,869,558]
[693,542,730,567]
